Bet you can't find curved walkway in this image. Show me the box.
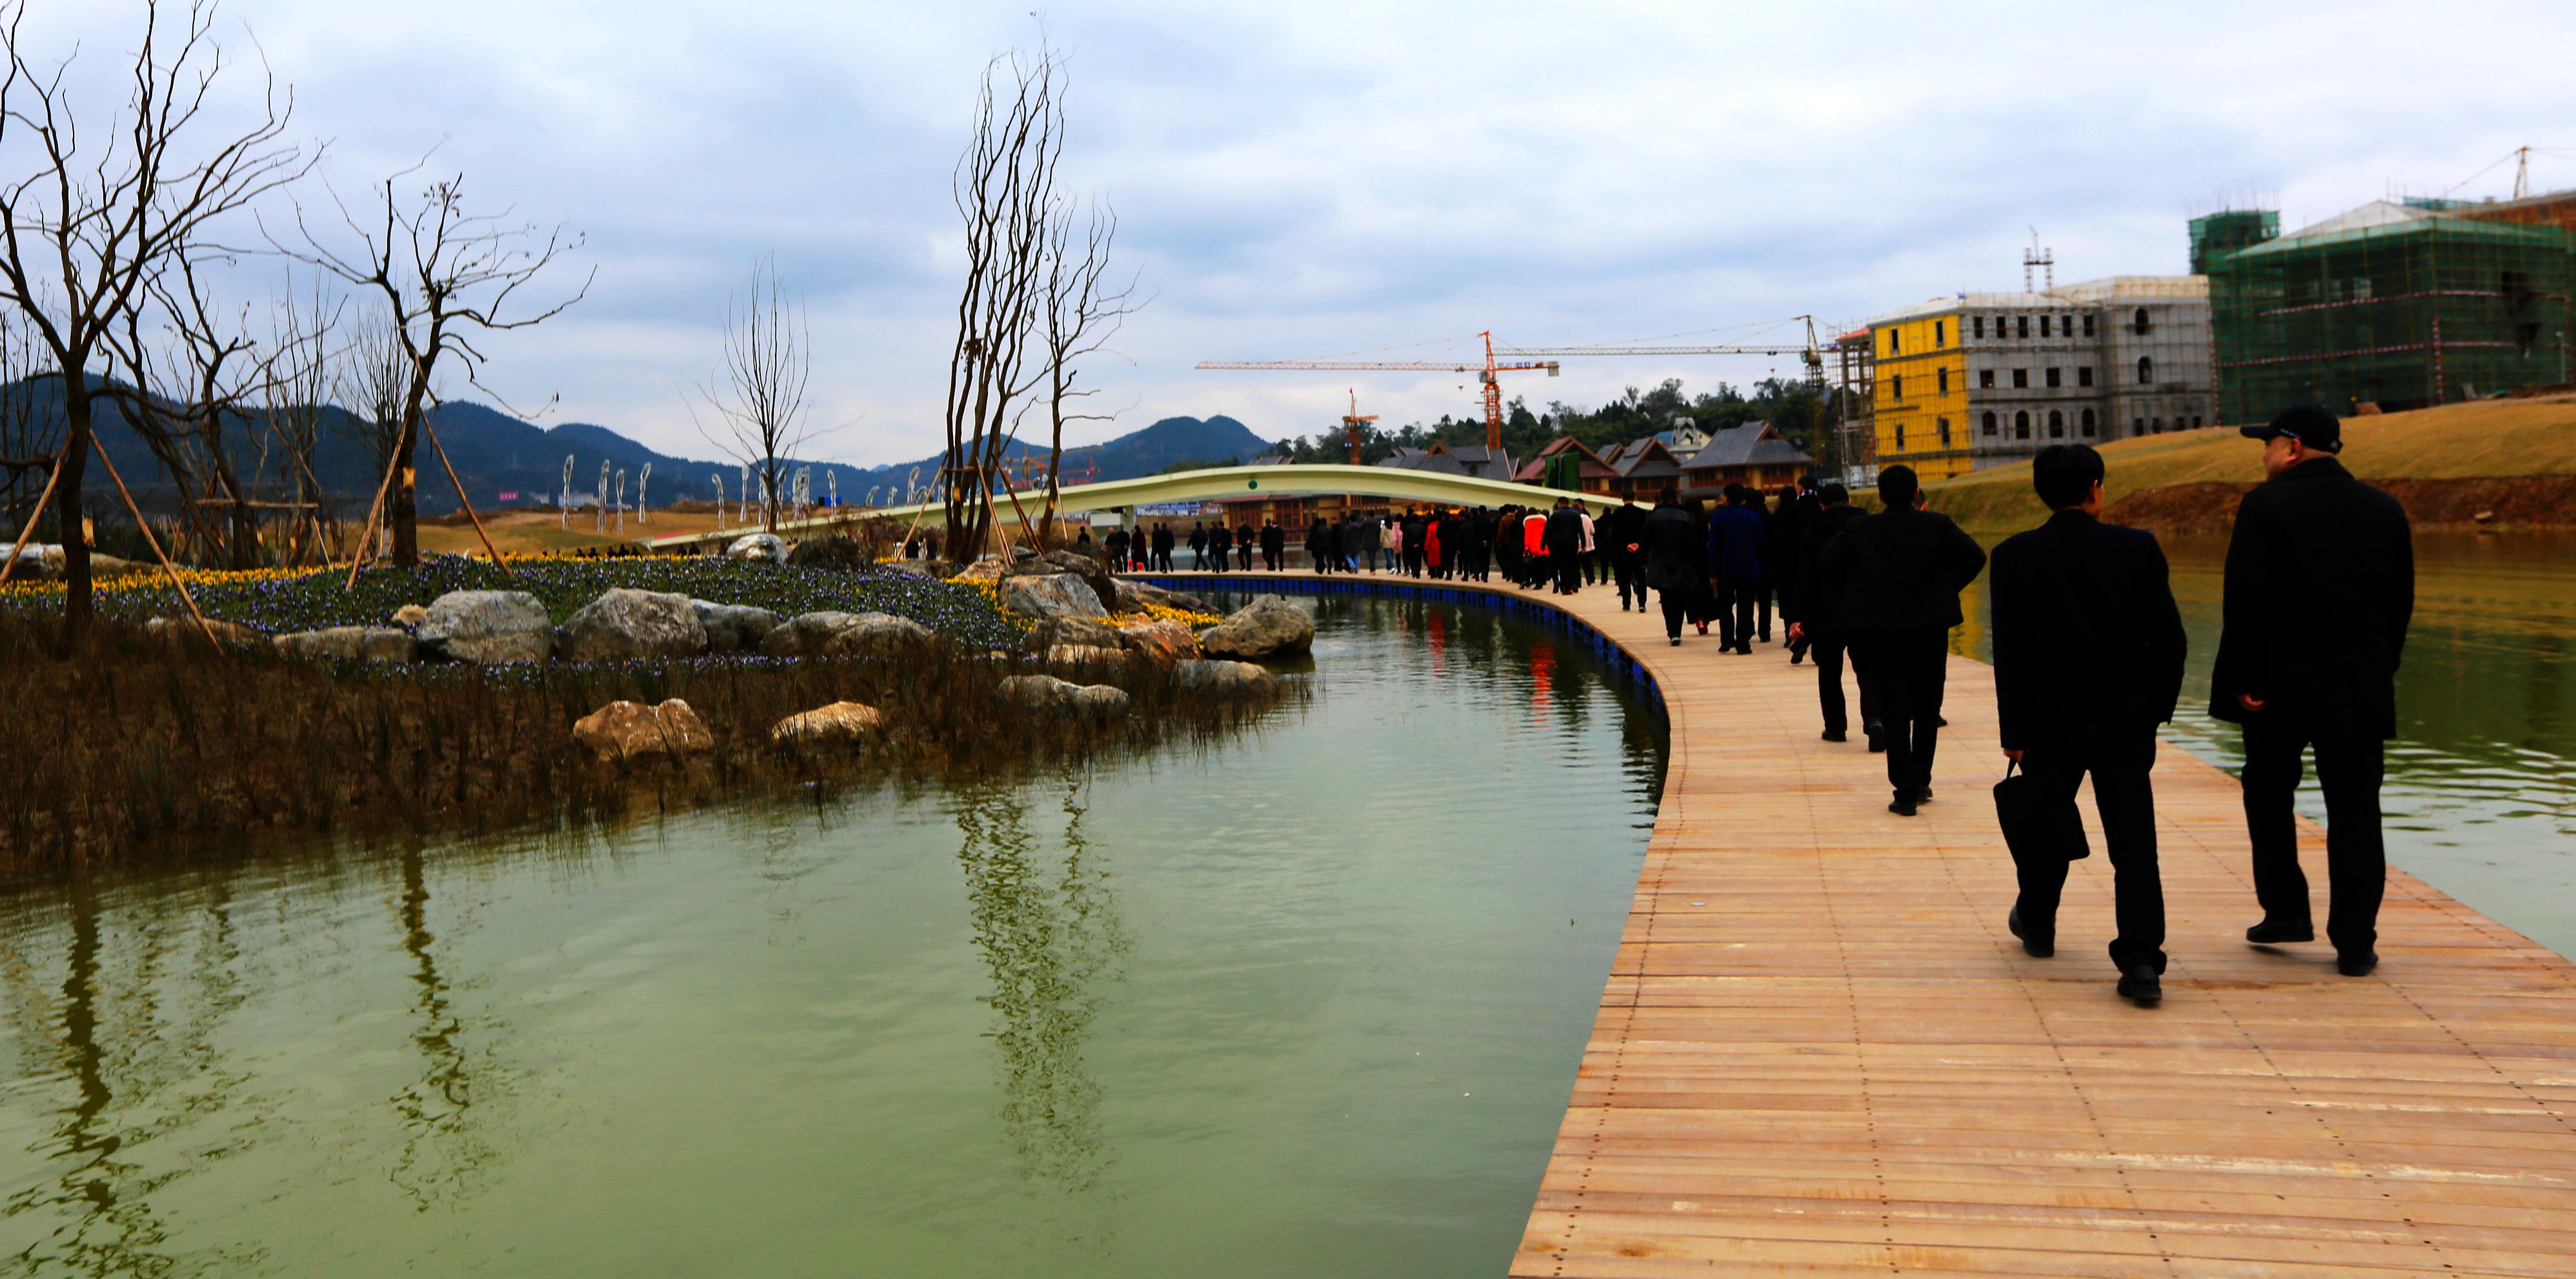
[1136,570,2576,1277]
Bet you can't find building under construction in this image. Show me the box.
[2203,192,2576,425]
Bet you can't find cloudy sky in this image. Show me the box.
[22,1,2573,464]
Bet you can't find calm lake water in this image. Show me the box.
[1957,529,2576,958]
[0,594,1664,1278]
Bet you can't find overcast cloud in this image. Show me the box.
[19,1,2573,463]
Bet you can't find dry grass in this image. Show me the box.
[1925,393,2576,534]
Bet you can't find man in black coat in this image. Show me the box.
[1818,465,1987,816]
[1639,496,1704,644]
[1992,445,2187,1006]
[1603,498,1649,611]
[1543,499,1585,594]
[1260,519,1285,570]
[2211,405,2414,977]
[1788,482,1871,741]
[1152,521,1175,572]
[1768,482,1815,661]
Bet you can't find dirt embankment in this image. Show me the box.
[2102,476,2576,536]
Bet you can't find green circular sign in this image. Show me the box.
[1247,479,1259,490]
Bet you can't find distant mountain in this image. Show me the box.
[21,378,1273,515]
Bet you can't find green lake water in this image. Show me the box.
[0,593,1664,1278]
[1956,529,2576,958]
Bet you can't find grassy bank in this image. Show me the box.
[1925,392,2576,536]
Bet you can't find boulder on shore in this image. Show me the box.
[417,590,554,664]
[1175,658,1282,697]
[999,673,1131,720]
[572,698,715,763]
[1118,619,1198,666]
[758,610,934,658]
[1113,579,1213,616]
[1024,615,1125,652]
[562,588,709,661]
[1004,549,1117,612]
[724,532,787,564]
[1045,643,1131,670]
[786,534,872,570]
[692,599,783,652]
[1000,573,1103,621]
[1194,595,1314,660]
[391,603,430,628]
[769,700,884,749]
[274,626,418,663]
[141,614,269,653]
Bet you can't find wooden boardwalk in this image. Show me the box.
[1152,571,2576,1276]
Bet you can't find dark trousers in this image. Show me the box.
[1658,585,1690,639]
[1716,579,1760,650]
[1613,554,1643,609]
[2241,721,2387,957]
[2013,734,2167,972]
[1810,632,1877,736]
[1552,552,1581,592]
[1849,627,1949,797]
[1754,583,1773,641]
[1154,548,1173,572]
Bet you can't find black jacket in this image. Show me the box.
[1791,502,1866,630]
[1544,507,1584,554]
[1817,504,1987,632]
[1991,510,2188,752]
[1640,503,1703,590]
[2209,457,2413,738]
[1602,503,1649,561]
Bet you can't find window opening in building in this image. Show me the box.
[2133,307,2149,335]
[2015,410,2031,439]
[1980,368,1995,388]
[1895,423,1906,449]
[2013,368,2028,388]
[2151,416,2164,432]
[1937,367,1949,394]
[1973,316,1986,339]
[1982,411,1998,436]
[2133,417,2146,436]
[1938,417,1951,446]
[2017,315,2030,339]
[2048,410,2064,438]
[1935,320,1946,346]
[2083,314,2096,337]
[2193,415,2204,430]
[2137,356,2153,385]
[2046,367,2062,388]
[2080,408,2097,437]
[2040,314,2052,337]
[2077,366,2093,387]
[1888,330,1900,354]
[1891,374,1903,400]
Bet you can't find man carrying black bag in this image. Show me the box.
[1991,445,2187,1006]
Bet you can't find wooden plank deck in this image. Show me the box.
[1148,570,2576,1276]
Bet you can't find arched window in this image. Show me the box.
[2132,307,2150,335]
[1982,410,1998,436]
[1937,367,1949,394]
[2015,410,2031,440]
[2048,410,2065,438]
[2137,356,2153,385]
[2080,408,2097,437]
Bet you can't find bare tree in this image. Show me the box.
[263,276,337,564]
[334,303,407,487]
[99,247,271,567]
[689,256,811,536]
[1032,196,1142,531]
[942,46,1063,561]
[281,169,588,567]
[0,309,48,536]
[0,0,314,639]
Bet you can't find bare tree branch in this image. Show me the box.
[688,254,820,536]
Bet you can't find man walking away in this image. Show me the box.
[1706,485,1767,654]
[1818,465,1987,816]
[1604,497,1648,612]
[1544,499,1584,594]
[1188,521,1208,570]
[1993,444,2186,1007]
[1769,483,1813,660]
[1237,521,1256,571]
[1260,519,1284,570]
[1640,495,1704,645]
[2211,405,2414,978]
[1152,521,1175,572]
[1789,483,1871,741]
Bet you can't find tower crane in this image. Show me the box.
[1339,389,1377,465]
[1200,317,1827,452]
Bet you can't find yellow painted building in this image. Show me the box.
[1868,306,1973,480]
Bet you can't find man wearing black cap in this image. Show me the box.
[2211,404,2414,978]
[1817,465,1987,816]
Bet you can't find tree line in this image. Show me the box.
[1263,374,1836,467]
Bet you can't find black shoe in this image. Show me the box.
[1821,729,1846,743]
[2245,918,2315,945]
[1789,652,1804,665]
[1913,785,1934,804]
[1668,637,1680,647]
[2007,903,2053,958]
[1887,796,1918,817]
[2337,952,2379,977]
[2117,962,2162,1006]
[1867,738,1887,754]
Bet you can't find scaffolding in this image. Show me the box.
[2208,206,2575,425]
[2189,210,2278,275]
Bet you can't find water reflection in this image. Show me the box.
[385,848,498,1211]
[950,772,1129,1196]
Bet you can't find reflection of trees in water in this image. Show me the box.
[950,773,1129,1196]
[0,880,259,1277]
[384,846,504,1212]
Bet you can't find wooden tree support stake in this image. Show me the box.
[88,434,219,650]
[344,439,404,590]
[419,412,512,577]
[0,447,65,588]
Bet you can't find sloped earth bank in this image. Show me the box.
[2100,474,2576,535]
[0,590,1665,1279]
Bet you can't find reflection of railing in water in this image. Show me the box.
[949,772,1129,1196]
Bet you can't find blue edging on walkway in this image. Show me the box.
[1124,572,1667,719]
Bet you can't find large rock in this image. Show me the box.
[1175,658,1282,697]
[390,603,429,628]
[1045,644,1131,670]
[1113,579,1213,616]
[572,698,716,763]
[1000,674,1130,720]
[1004,549,1116,612]
[1118,619,1198,666]
[417,590,554,663]
[999,573,1102,621]
[1194,595,1314,660]
[141,614,268,652]
[724,532,787,564]
[1025,615,1125,652]
[951,556,1009,585]
[561,588,709,661]
[273,626,418,662]
[769,700,884,749]
[5,542,61,580]
[786,534,872,570]
[758,610,934,658]
[692,599,783,652]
